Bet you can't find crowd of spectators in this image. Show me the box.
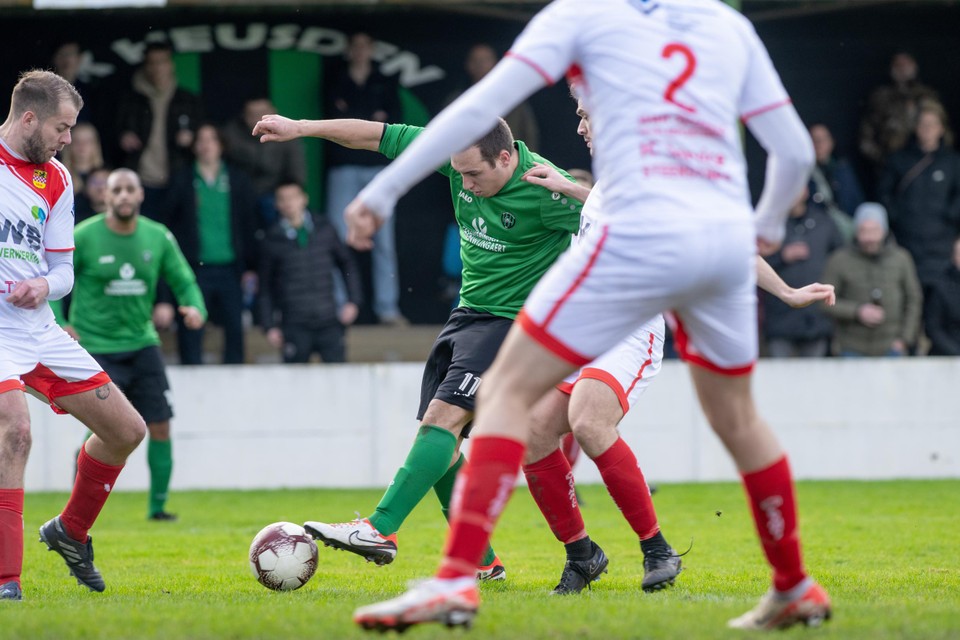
[47,38,959,362]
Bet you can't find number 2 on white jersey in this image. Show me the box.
[661,43,697,113]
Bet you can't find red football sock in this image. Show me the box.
[60,448,124,542]
[560,433,582,468]
[522,448,586,544]
[593,437,660,540]
[438,436,525,579]
[742,455,807,591]
[0,489,24,586]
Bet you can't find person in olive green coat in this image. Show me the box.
[822,202,923,356]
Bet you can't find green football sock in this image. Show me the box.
[368,425,457,536]
[147,439,173,516]
[433,452,498,567]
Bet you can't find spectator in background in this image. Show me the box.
[445,44,540,152]
[924,236,960,356]
[115,42,203,219]
[259,182,362,363]
[822,203,923,357]
[763,189,844,357]
[165,123,259,365]
[59,122,103,196]
[808,123,863,243]
[50,40,95,123]
[222,96,307,227]
[878,100,960,293]
[860,51,939,181]
[325,32,406,326]
[74,166,111,223]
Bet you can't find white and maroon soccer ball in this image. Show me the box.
[249,522,319,591]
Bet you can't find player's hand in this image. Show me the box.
[179,306,205,330]
[521,162,571,193]
[338,302,359,326]
[266,327,284,349]
[344,198,384,251]
[756,237,782,257]
[6,278,49,309]
[252,114,300,143]
[152,302,175,329]
[782,283,836,308]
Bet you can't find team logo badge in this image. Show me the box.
[501,212,516,229]
[143,251,153,263]
[119,263,136,280]
[31,205,47,225]
[472,218,487,235]
[33,169,47,189]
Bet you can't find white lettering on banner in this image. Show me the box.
[105,23,445,87]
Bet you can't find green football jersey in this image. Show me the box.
[52,214,207,354]
[379,124,581,319]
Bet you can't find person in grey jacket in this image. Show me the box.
[822,203,923,356]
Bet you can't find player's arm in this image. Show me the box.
[160,231,208,328]
[521,162,591,203]
[253,115,385,152]
[755,256,835,308]
[7,251,74,310]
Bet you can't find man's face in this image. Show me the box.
[275,184,308,223]
[953,238,960,269]
[451,146,512,198]
[348,34,375,64]
[85,170,110,207]
[576,100,593,155]
[890,53,917,85]
[466,46,497,83]
[22,101,78,164]
[106,172,144,222]
[194,126,222,163]
[809,125,834,164]
[143,49,175,88]
[856,220,886,255]
[52,43,81,80]
[916,111,944,150]
[243,99,273,130]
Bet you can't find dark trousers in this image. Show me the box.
[282,323,346,363]
[178,264,245,365]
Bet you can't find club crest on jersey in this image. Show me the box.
[32,169,48,189]
[472,218,487,235]
[500,212,516,229]
[31,205,47,225]
[142,251,153,263]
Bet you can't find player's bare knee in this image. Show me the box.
[0,415,32,461]
[111,414,146,455]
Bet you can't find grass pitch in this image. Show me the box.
[4,480,958,639]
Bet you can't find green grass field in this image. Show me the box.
[3,480,958,639]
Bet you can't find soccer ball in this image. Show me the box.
[249,522,319,591]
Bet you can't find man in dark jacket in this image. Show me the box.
[763,190,845,357]
[259,182,362,363]
[878,100,960,291]
[924,236,960,355]
[115,42,204,219]
[823,203,923,357]
[164,124,259,365]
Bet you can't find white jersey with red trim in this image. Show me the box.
[0,138,75,329]
[508,0,790,225]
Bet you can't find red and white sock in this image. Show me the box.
[522,448,586,543]
[0,488,24,586]
[438,436,525,580]
[60,447,124,542]
[742,455,806,591]
[593,437,660,540]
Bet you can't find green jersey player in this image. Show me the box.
[52,169,207,521]
[253,114,581,579]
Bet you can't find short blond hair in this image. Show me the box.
[10,69,83,121]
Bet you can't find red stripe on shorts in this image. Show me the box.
[578,367,629,415]
[517,310,591,367]
[671,313,754,376]
[22,365,111,414]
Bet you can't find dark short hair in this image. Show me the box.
[10,69,83,120]
[144,42,173,58]
[274,180,305,194]
[472,118,514,166]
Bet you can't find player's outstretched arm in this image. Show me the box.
[253,114,384,152]
[756,256,835,308]
[521,162,591,203]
